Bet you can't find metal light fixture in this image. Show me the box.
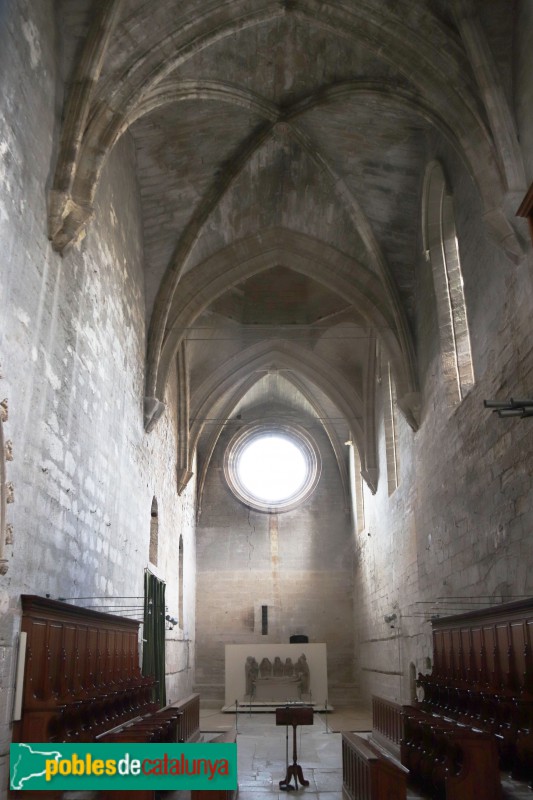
[484,398,533,418]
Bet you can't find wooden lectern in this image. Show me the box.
[276,705,314,790]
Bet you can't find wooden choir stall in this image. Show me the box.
[343,597,533,800]
[415,596,533,786]
[11,595,201,798]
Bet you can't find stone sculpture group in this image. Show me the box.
[244,653,310,697]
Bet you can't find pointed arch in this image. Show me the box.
[195,367,354,512]
[146,229,419,432]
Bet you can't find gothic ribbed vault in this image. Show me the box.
[50,0,527,497]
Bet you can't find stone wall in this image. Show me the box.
[352,135,533,705]
[0,1,195,780]
[195,422,354,705]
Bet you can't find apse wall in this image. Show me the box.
[0,0,196,768]
[352,138,533,705]
[195,420,354,705]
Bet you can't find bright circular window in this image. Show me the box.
[224,424,321,513]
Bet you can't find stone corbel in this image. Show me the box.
[361,467,378,496]
[144,396,166,433]
[397,391,421,432]
[48,194,94,254]
[177,468,194,496]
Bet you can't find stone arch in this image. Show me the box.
[190,339,365,449]
[147,229,419,431]
[193,351,359,509]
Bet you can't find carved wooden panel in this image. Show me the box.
[13,595,151,743]
[430,598,533,694]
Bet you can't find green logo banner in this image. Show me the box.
[10,742,237,791]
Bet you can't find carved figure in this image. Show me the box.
[6,482,14,504]
[245,656,259,696]
[259,657,272,678]
[5,523,13,545]
[0,399,7,423]
[5,440,13,461]
[283,657,294,676]
[273,656,283,676]
[296,654,310,694]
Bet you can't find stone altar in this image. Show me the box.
[225,643,328,708]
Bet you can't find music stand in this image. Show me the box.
[276,705,314,790]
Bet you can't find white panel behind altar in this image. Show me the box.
[225,643,328,708]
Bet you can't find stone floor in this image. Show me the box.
[164,704,533,800]
[199,704,370,800]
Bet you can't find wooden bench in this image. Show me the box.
[371,696,403,760]
[99,694,201,800]
[191,727,238,800]
[342,731,408,800]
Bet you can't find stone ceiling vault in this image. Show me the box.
[50,0,527,495]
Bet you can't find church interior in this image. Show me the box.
[1,0,533,796]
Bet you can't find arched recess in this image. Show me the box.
[176,343,193,495]
[422,161,474,403]
[363,331,378,493]
[49,0,521,259]
[146,229,419,433]
[194,368,355,514]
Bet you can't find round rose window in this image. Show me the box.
[224,424,321,513]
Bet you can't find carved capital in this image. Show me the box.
[49,193,95,254]
[0,399,8,423]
